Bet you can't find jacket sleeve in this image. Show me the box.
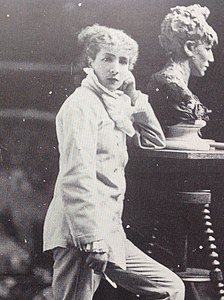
[57,96,104,246]
[132,92,166,149]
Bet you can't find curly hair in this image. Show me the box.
[159,4,218,57]
[77,24,139,70]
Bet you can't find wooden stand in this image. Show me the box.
[127,147,224,299]
[174,191,224,299]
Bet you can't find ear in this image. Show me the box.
[88,57,93,67]
[184,40,197,57]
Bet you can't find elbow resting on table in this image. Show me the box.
[132,131,166,149]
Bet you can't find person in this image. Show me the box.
[148,4,218,133]
[43,24,185,300]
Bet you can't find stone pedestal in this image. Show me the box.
[165,120,210,151]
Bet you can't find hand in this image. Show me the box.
[121,71,139,104]
[86,252,108,274]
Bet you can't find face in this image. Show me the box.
[190,42,215,77]
[90,47,130,91]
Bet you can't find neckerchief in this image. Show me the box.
[81,68,135,137]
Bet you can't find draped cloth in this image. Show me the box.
[82,68,136,137]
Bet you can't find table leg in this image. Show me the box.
[202,203,224,299]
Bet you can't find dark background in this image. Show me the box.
[0,1,224,299]
[0,0,224,138]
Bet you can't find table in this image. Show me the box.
[138,148,224,159]
[127,147,224,189]
[127,147,224,299]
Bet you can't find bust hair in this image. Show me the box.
[159,4,218,57]
[77,24,139,70]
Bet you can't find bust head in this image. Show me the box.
[159,4,218,60]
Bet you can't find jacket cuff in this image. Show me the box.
[82,240,109,254]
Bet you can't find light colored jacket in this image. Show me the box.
[43,73,165,268]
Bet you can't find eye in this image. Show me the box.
[119,58,128,65]
[102,57,112,62]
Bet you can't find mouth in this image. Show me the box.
[107,78,119,83]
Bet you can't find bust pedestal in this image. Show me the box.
[165,120,210,151]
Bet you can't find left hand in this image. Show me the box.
[121,71,139,104]
[86,252,108,274]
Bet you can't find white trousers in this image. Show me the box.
[52,239,185,300]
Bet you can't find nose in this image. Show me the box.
[110,60,119,75]
[208,50,214,63]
